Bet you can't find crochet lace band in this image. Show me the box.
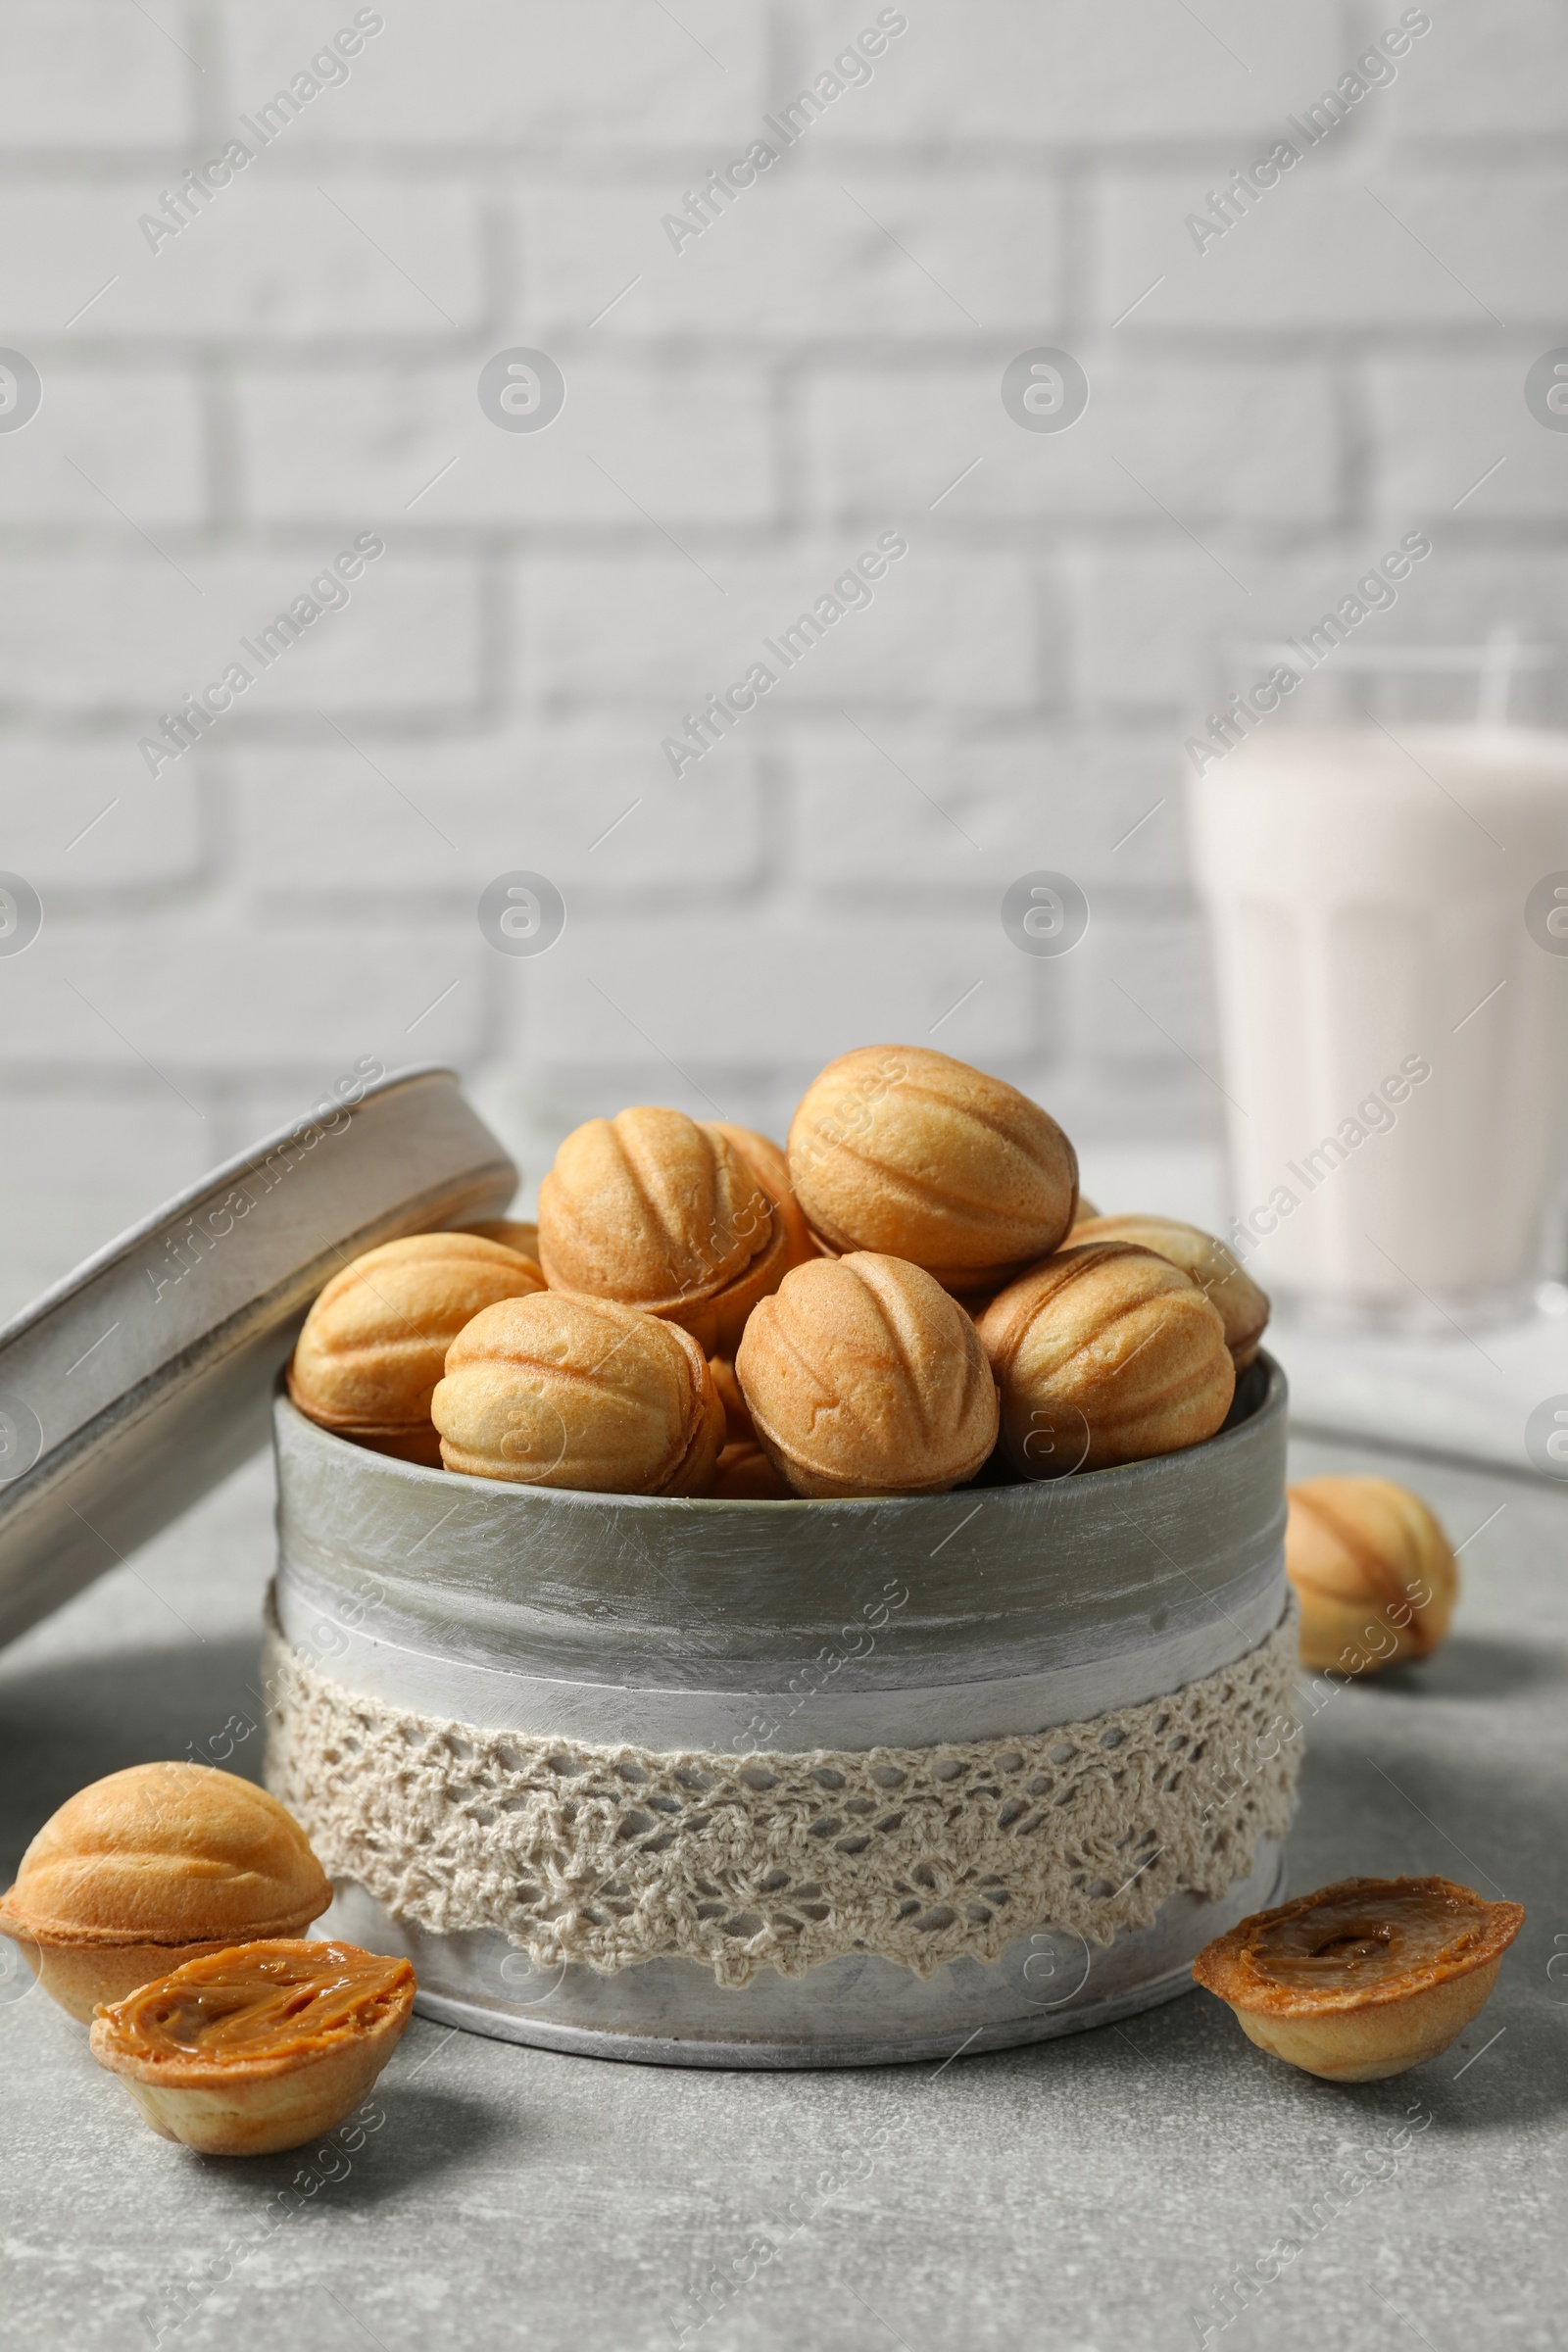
[263,1597,1301,1989]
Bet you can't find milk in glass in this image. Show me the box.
[1190,727,1568,1321]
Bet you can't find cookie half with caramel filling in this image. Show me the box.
[90,1939,416,2156]
[1193,1875,1524,2082]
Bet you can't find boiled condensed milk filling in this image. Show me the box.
[107,1941,408,2070]
[1239,1881,1491,2003]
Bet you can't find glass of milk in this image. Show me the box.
[1189,669,1568,1327]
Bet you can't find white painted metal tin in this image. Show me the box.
[273,1355,1295,2068]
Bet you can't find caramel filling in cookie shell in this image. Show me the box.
[1200,1876,1523,2018]
[107,1942,411,2071]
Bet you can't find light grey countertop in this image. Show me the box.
[1,1431,1563,2352]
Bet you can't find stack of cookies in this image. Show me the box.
[287,1044,1271,1500]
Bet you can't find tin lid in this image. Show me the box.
[0,1065,516,1650]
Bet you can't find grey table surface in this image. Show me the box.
[1,1431,1563,2352]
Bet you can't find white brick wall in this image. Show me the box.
[0,0,1561,1316]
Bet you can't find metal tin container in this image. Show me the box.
[272,1354,1294,2069]
[0,1067,515,1651]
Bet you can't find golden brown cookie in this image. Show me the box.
[709,1354,757,1447]
[538,1107,791,1354]
[0,1764,331,2021]
[735,1250,999,1498]
[787,1046,1078,1295]
[711,1442,794,1500]
[463,1216,540,1261]
[288,1232,545,1467]
[90,1939,415,2155]
[432,1291,724,1495]
[1193,1876,1524,2082]
[1070,1213,1269,1370]
[1286,1476,1458,1675]
[709,1123,815,1279]
[975,1243,1234,1477]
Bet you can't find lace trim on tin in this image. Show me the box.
[263,1598,1300,1988]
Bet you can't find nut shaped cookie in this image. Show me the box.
[463,1216,540,1261]
[1194,1876,1524,2082]
[0,1764,331,2021]
[288,1232,545,1467]
[735,1251,999,1498]
[1286,1476,1458,1675]
[432,1291,724,1496]
[1070,1212,1270,1370]
[976,1243,1234,1477]
[538,1107,789,1354]
[787,1046,1077,1294]
[711,1442,793,1500]
[710,1121,815,1277]
[91,1939,416,2156]
[709,1354,757,1447]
